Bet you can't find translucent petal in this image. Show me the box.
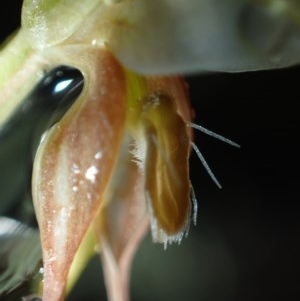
[110,0,300,75]
[94,134,149,301]
[21,0,102,48]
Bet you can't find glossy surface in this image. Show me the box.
[0,66,84,224]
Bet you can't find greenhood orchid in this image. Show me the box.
[1,0,300,301]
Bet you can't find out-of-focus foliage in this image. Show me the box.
[0,218,42,296]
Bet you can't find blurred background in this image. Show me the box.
[1,2,299,301]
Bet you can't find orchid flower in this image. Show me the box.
[0,0,300,301]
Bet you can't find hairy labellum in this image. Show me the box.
[1,1,300,301]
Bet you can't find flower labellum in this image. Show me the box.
[1,0,300,300]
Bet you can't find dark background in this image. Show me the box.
[1,2,299,301]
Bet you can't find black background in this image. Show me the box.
[1,2,299,301]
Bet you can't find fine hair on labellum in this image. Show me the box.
[187,122,240,189]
